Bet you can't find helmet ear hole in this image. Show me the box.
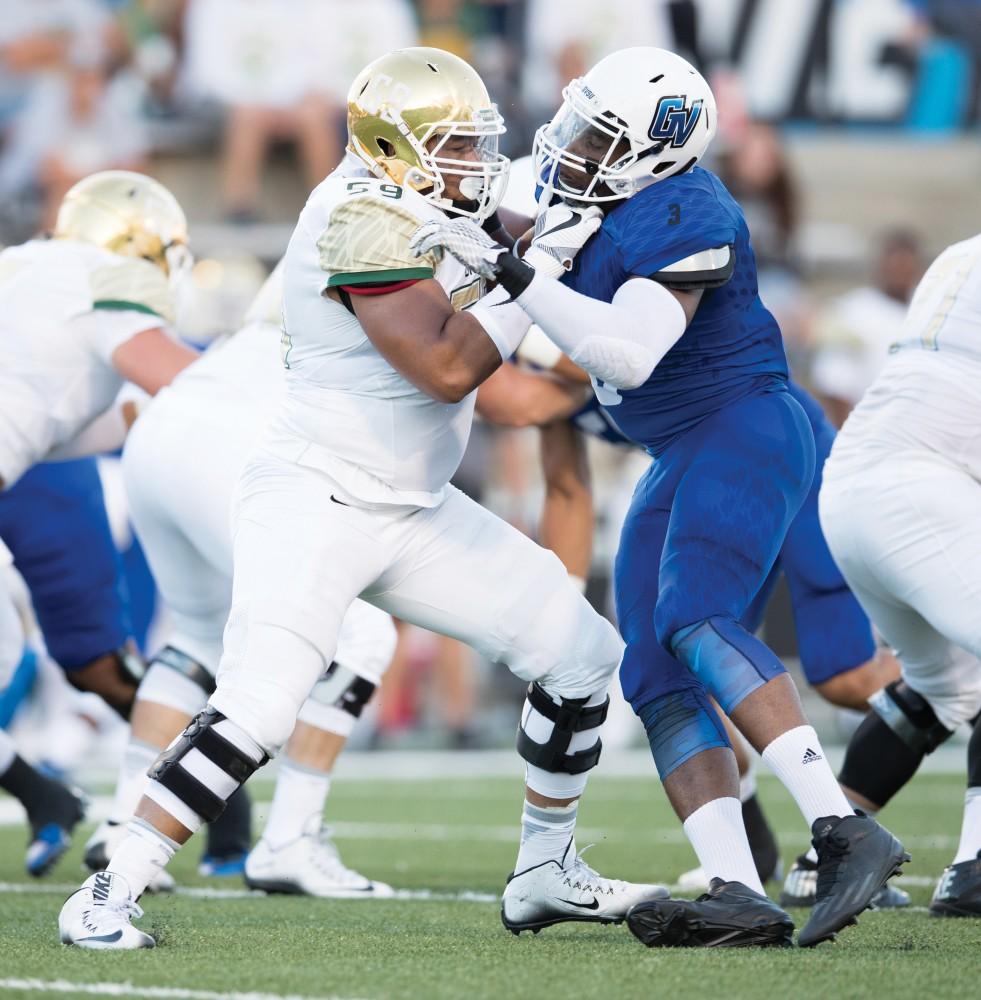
[653,161,675,175]
[377,137,395,158]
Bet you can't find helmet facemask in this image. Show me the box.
[351,102,509,222]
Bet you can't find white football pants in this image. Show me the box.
[122,391,397,725]
[211,446,624,755]
[821,449,981,730]
[0,557,23,689]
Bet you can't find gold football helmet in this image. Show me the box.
[347,47,509,221]
[54,170,190,277]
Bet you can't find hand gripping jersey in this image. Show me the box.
[0,239,172,488]
[274,157,485,507]
[563,165,789,454]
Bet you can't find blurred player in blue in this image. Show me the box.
[412,47,907,948]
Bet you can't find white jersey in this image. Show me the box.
[274,156,484,507]
[826,234,981,480]
[0,239,172,488]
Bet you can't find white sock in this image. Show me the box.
[106,819,178,898]
[515,800,578,872]
[739,762,757,803]
[952,787,981,864]
[110,740,160,824]
[761,726,852,828]
[261,759,331,849]
[683,797,765,895]
[0,729,15,775]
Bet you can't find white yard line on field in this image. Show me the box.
[0,981,363,1000]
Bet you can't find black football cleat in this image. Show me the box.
[797,814,909,947]
[930,853,981,917]
[626,878,795,948]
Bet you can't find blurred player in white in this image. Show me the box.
[82,262,398,898]
[0,170,198,714]
[820,232,981,918]
[60,46,667,950]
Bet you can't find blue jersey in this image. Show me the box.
[563,166,788,454]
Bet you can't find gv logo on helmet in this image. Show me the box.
[648,96,703,147]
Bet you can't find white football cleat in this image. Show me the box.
[245,824,394,898]
[59,871,155,949]
[84,820,175,893]
[676,865,711,892]
[501,850,670,934]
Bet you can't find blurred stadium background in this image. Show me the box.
[3,0,981,767]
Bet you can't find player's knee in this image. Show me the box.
[517,681,610,800]
[137,646,215,717]
[297,661,378,737]
[868,680,955,755]
[636,686,731,780]
[212,621,328,754]
[666,615,785,715]
[146,706,269,830]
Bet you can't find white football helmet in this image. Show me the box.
[533,48,717,207]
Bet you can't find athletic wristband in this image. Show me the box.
[496,253,537,299]
[468,283,533,361]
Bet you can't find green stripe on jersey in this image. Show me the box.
[92,299,162,317]
[325,266,433,288]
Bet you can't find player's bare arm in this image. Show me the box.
[475,361,587,427]
[112,327,199,396]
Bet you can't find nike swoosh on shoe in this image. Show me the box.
[78,930,123,944]
[561,897,600,911]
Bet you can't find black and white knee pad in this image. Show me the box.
[147,707,268,827]
[516,681,609,776]
[138,645,216,717]
[297,660,377,738]
[868,680,953,754]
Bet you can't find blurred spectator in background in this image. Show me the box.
[521,0,673,124]
[0,0,147,233]
[810,229,925,425]
[181,0,417,223]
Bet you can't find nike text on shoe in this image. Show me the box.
[627,878,794,948]
[58,871,155,949]
[930,853,981,917]
[797,814,909,947]
[501,852,669,934]
[244,825,394,899]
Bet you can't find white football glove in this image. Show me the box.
[522,204,605,279]
[409,219,507,281]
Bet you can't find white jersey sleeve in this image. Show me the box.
[68,308,164,364]
[895,234,981,360]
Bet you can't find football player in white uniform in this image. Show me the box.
[0,171,199,716]
[820,233,981,918]
[82,263,398,898]
[59,48,667,950]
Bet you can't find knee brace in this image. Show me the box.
[670,616,785,716]
[147,707,268,826]
[138,646,216,716]
[296,660,377,737]
[637,687,731,780]
[516,681,608,776]
[869,680,954,755]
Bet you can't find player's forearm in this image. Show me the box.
[501,264,688,390]
[539,421,593,578]
[45,405,130,462]
[476,365,586,428]
[424,310,507,403]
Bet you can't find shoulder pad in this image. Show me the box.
[647,245,734,290]
[319,193,437,289]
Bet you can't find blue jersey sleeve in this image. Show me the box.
[606,171,738,280]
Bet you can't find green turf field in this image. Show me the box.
[1,769,979,1000]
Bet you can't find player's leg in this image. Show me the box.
[364,485,667,932]
[931,712,981,916]
[0,459,141,718]
[631,391,905,947]
[59,454,386,948]
[244,600,398,898]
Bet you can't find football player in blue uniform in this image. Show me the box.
[412,47,907,948]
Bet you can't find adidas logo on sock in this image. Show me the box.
[802,747,823,765]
